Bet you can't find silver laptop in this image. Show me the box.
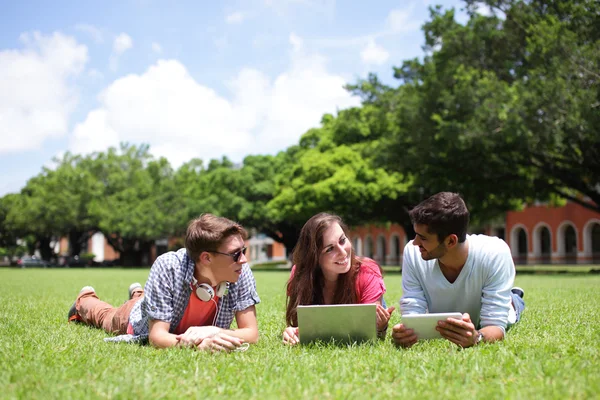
[297,304,377,345]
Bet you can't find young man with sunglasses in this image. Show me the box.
[68,214,260,352]
[392,192,525,348]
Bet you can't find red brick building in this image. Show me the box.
[506,202,600,265]
[349,223,408,266]
[349,201,600,266]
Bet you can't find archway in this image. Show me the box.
[563,225,577,264]
[593,224,600,263]
[377,235,386,265]
[510,225,528,265]
[557,222,578,264]
[389,235,401,266]
[539,227,552,264]
[364,236,374,259]
[353,237,363,256]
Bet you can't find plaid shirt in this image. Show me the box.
[123,248,260,342]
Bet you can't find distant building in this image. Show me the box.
[349,201,600,266]
[54,201,599,267]
[506,202,600,265]
[349,223,408,266]
[55,234,119,263]
[247,232,287,264]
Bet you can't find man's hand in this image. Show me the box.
[175,326,221,347]
[376,304,396,332]
[197,332,244,353]
[436,313,478,348]
[391,323,418,348]
[282,326,300,345]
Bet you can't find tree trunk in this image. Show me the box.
[38,236,53,261]
[264,223,301,262]
[68,230,92,256]
[120,239,154,266]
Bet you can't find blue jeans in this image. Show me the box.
[511,292,525,323]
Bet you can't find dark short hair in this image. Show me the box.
[409,192,470,243]
[185,214,247,263]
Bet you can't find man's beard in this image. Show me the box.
[420,241,447,261]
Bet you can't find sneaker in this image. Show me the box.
[128,282,143,299]
[511,287,525,299]
[67,286,95,323]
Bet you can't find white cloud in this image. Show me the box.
[74,23,103,43]
[226,11,245,24]
[360,39,389,65]
[113,33,133,54]
[70,60,249,162]
[473,2,504,18]
[386,8,421,33]
[264,0,336,19]
[88,68,103,79]
[289,32,303,52]
[70,37,359,166]
[313,6,421,51]
[151,42,162,54]
[109,33,133,71]
[0,31,88,154]
[71,109,120,154]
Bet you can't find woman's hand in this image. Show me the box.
[282,326,300,345]
[376,304,396,332]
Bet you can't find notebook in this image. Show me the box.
[297,303,377,345]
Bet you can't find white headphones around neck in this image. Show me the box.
[190,277,228,301]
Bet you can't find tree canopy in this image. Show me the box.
[1,0,597,263]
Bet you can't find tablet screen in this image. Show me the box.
[401,313,463,340]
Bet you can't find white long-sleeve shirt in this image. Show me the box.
[400,234,515,333]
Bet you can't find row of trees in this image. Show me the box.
[1,0,598,265]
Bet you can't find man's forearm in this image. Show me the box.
[479,326,505,343]
[149,331,180,349]
[221,327,259,343]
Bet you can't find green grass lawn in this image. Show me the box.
[1,268,599,399]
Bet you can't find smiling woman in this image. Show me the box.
[282,212,395,345]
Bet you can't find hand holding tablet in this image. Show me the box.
[401,313,463,340]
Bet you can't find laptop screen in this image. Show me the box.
[297,304,377,344]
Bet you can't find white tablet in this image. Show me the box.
[401,313,463,340]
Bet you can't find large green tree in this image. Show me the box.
[89,144,184,266]
[3,154,104,261]
[267,107,414,254]
[382,0,599,218]
[0,194,27,258]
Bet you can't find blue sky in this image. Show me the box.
[0,0,479,196]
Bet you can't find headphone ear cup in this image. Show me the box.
[215,282,228,297]
[195,283,215,302]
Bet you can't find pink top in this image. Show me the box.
[289,257,386,303]
[355,258,386,303]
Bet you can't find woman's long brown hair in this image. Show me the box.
[285,213,360,327]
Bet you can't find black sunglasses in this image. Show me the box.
[207,246,247,262]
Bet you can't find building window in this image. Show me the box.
[517,229,528,265]
[592,223,600,263]
[540,227,551,264]
[564,226,577,264]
